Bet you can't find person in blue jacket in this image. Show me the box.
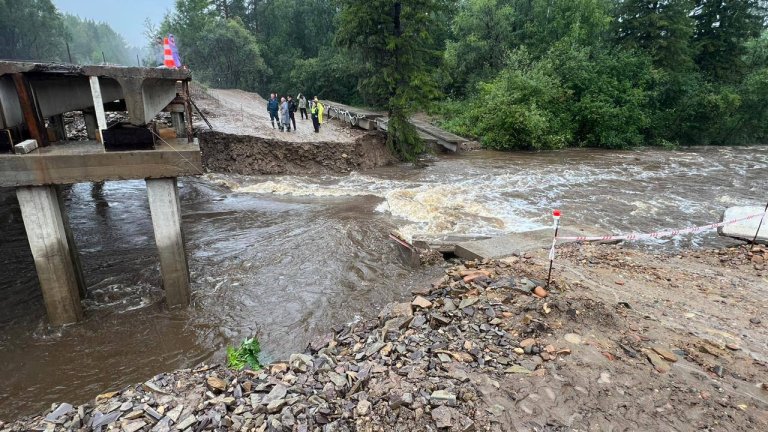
[267,93,279,129]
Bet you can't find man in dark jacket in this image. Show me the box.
[287,96,297,132]
[267,93,279,129]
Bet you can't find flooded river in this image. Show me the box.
[1,146,766,419]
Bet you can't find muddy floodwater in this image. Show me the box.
[1,146,766,419]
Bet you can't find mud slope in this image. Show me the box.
[199,130,396,175]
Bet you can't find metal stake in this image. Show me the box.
[546,210,561,288]
[751,201,768,244]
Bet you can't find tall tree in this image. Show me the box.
[615,0,695,71]
[63,14,132,65]
[336,0,442,160]
[693,0,766,80]
[442,0,520,96]
[0,0,66,61]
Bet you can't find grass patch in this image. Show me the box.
[226,337,262,371]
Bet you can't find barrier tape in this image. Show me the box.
[549,210,766,263]
[389,233,414,251]
[555,211,767,242]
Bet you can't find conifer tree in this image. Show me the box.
[335,0,442,161]
[615,0,696,71]
[693,0,766,80]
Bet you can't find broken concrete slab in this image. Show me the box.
[412,234,492,254]
[718,206,768,244]
[454,227,611,260]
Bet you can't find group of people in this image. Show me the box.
[267,93,325,133]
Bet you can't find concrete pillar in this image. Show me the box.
[88,76,108,143]
[146,177,190,307]
[171,112,186,137]
[55,185,87,298]
[83,109,98,140]
[16,185,83,325]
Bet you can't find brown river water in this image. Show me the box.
[1,146,766,419]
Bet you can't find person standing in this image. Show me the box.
[154,37,164,67]
[314,96,324,126]
[267,93,279,129]
[287,95,297,131]
[280,97,291,132]
[298,94,308,120]
[310,101,320,133]
[168,34,182,68]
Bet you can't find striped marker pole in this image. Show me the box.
[163,37,175,69]
[546,209,561,288]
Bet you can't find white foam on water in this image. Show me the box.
[211,146,768,244]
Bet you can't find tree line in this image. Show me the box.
[0,0,134,65]
[159,0,768,156]
[2,1,767,156]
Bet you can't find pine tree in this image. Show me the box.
[615,0,696,71]
[693,0,766,80]
[336,0,442,161]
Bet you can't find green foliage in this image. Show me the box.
[615,0,695,71]
[194,18,267,90]
[440,0,768,149]
[0,0,66,61]
[226,337,262,371]
[336,0,443,160]
[63,14,132,65]
[693,0,766,81]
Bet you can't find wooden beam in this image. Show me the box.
[182,81,194,143]
[11,73,49,147]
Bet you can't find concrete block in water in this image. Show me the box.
[718,206,768,244]
[455,227,610,261]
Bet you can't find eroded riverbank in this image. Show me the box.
[1,145,767,421]
[6,243,768,431]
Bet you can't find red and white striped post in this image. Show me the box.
[546,209,561,288]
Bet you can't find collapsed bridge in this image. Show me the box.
[0,61,202,325]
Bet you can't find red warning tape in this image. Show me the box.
[556,211,767,242]
[389,233,414,250]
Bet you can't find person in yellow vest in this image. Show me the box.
[314,96,324,125]
[310,100,320,133]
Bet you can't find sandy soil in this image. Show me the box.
[193,87,364,143]
[483,242,768,429]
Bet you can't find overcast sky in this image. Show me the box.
[53,0,176,47]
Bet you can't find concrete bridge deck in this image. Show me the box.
[0,61,200,326]
[320,100,469,152]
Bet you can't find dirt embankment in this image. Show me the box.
[199,130,396,175]
[191,87,398,175]
[7,244,768,431]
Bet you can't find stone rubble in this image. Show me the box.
[4,254,766,431]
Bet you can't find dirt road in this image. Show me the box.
[193,87,363,143]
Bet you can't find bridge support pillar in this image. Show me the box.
[16,185,83,325]
[83,109,98,140]
[171,112,186,138]
[146,177,190,307]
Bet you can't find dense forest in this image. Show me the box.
[158,0,768,155]
[2,1,768,156]
[0,0,133,65]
